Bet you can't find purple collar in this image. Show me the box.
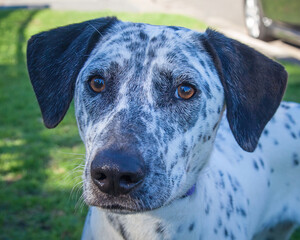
[182,184,196,198]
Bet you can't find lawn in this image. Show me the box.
[0,9,299,240]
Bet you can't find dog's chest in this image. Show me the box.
[89,201,206,240]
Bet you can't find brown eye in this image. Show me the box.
[89,77,105,93]
[175,84,195,100]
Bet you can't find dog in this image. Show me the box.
[26,17,300,240]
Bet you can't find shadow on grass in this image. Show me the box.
[0,9,86,239]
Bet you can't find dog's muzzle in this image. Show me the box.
[91,149,146,196]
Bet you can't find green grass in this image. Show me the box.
[0,9,299,240]
[282,61,300,102]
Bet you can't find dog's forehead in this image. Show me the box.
[100,21,197,52]
[86,22,206,69]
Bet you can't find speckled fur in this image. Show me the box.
[74,22,300,240]
[26,18,300,240]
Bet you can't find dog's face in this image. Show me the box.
[74,22,225,211]
[27,17,287,213]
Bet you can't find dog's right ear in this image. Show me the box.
[27,17,118,128]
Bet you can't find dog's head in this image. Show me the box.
[27,17,287,213]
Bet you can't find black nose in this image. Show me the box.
[91,150,146,196]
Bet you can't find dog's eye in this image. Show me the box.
[175,84,195,100]
[89,77,105,93]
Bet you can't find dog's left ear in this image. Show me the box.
[27,17,118,128]
[201,28,287,152]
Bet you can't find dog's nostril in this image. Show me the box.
[96,173,106,181]
[120,175,131,184]
[120,174,138,185]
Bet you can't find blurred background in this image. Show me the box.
[0,0,299,239]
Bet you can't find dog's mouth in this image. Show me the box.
[87,184,196,214]
[99,204,139,214]
[87,196,161,214]
[96,203,156,214]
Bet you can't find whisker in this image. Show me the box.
[88,22,103,37]
[57,151,85,156]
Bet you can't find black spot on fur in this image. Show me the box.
[156,223,164,234]
[286,113,296,124]
[147,48,156,59]
[230,232,236,240]
[228,194,233,209]
[227,174,239,192]
[293,153,299,166]
[237,207,247,217]
[202,82,212,99]
[218,171,225,189]
[253,160,259,170]
[224,228,228,237]
[139,31,148,41]
[281,103,290,109]
[189,222,195,232]
[226,208,231,219]
[126,42,140,51]
[217,218,222,227]
[259,158,265,168]
[119,222,128,240]
[181,142,188,157]
[205,204,210,215]
[258,143,262,150]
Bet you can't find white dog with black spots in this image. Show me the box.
[27,17,300,240]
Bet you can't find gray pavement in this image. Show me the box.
[1,0,300,61]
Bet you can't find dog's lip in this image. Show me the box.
[93,203,152,214]
[90,199,163,214]
[88,185,194,214]
[95,196,188,214]
[92,192,190,214]
[100,204,143,214]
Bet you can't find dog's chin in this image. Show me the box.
[86,190,191,214]
[86,198,165,214]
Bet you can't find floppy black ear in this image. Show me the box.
[201,28,287,152]
[27,17,118,128]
